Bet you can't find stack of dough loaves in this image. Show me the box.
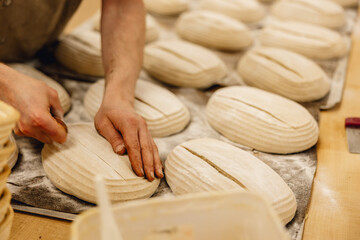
[143,40,227,88]
[206,86,319,154]
[176,10,253,51]
[237,47,330,102]
[143,0,189,15]
[84,79,190,137]
[259,21,348,60]
[42,123,160,204]
[271,0,346,29]
[200,0,265,23]
[165,138,297,224]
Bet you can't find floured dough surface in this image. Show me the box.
[237,47,330,102]
[143,40,227,88]
[259,21,348,60]
[206,86,319,154]
[144,0,189,15]
[271,0,346,29]
[200,0,265,23]
[165,138,297,224]
[42,123,160,204]
[176,10,253,51]
[9,64,71,113]
[84,79,190,137]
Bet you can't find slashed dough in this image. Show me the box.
[143,40,227,88]
[330,0,358,7]
[200,0,265,23]
[144,0,189,15]
[259,21,348,60]
[42,123,160,204]
[165,138,297,224]
[84,79,190,137]
[237,47,330,102]
[176,10,253,51]
[206,86,319,154]
[271,0,346,29]
[8,64,71,113]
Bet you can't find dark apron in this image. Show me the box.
[0,0,82,62]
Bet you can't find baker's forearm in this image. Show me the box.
[101,0,145,104]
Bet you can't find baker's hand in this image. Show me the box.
[94,99,163,182]
[0,66,67,144]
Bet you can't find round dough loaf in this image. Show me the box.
[143,40,227,88]
[165,138,297,224]
[259,21,348,60]
[84,79,190,137]
[55,29,104,77]
[200,0,265,23]
[237,47,330,102]
[271,0,346,29]
[176,10,253,51]
[9,64,71,113]
[330,0,358,7]
[144,0,189,15]
[206,86,319,154]
[42,123,160,204]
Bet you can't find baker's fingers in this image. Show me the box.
[48,88,64,118]
[95,118,126,155]
[139,123,155,181]
[36,112,67,144]
[14,125,25,136]
[151,139,163,178]
[122,125,144,177]
[17,121,53,144]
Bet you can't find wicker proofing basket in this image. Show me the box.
[0,206,14,240]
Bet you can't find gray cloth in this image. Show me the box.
[0,0,82,61]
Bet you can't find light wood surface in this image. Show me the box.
[8,1,360,240]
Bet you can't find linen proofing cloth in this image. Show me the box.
[0,0,82,61]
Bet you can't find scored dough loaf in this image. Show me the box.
[42,123,160,204]
[143,40,227,88]
[84,79,190,137]
[259,21,348,60]
[206,86,319,154]
[93,14,159,43]
[271,0,346,29]
[200,0,265,23]
[165,138,297,224]
[330,0,358,7]
[144,0,189,15]
[237,47,330,102]
[176,10,253,51]
[8,64,71,113]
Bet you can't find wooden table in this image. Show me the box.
[8,2,360,240]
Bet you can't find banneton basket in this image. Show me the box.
[0,206,14,240]
[0,188,11,224]
[71,191,290,240]
[0,141,14,172]
[6,135,18,169]
[0,101,19,147]
[0,166,10,195]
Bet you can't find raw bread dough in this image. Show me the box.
[55,29,104,76]
[93,14,159,44]
[206,86,319,154]
[237,47,330,102]
[42,123,160,204]
[271,0,346,29]
[200,0,265,23]
[330,0,358,7]
[143,40,227,88]
[259,21,348,60]
[72,191,290,240]
[176,10,253,51]
[0,101,19,147]
[144,0,189,15]
[84,79,190,137]
[9,64,71,114]
[165,138,297,224]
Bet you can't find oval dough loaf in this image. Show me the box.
[237,47,330,102]
[144,0,189,15]
[200,0,265,23]
[206,86,319,153]
[42,123,160,204]
[176,10,253,51]
[271,0,346,29]
[143,40,227,88]
[330,0,358,7]
[94,14,159,43]
[9,64,71,113]
[165,138,297,224]
[84,79,190,137]
[259,21,348,60]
